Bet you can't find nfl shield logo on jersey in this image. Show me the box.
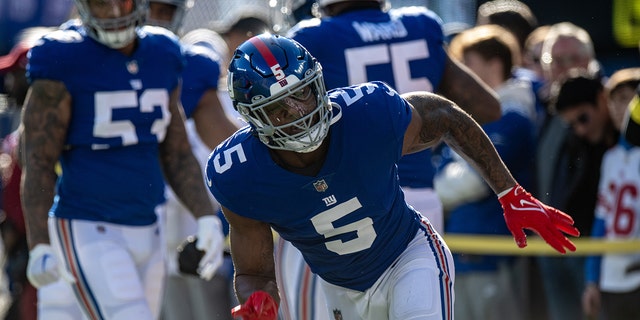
[126,60,139,74]
[333,309,343,320]
[313,179,328,192]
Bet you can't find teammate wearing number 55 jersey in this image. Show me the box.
[21,0,224,319]
[206,34,579,320]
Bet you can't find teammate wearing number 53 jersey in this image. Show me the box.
[21,0,223,319]
[206,34,579,320]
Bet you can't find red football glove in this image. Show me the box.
[499,184,580,254]
[231,291,278,320]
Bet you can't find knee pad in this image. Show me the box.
[38,281,86,320]
[390,262,441,319]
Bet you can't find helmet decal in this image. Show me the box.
[248,36,291,93]
[248,36,282,79]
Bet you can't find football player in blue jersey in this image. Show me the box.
[146,1,239,319]
[279,1,502,318]
[20,0,225,319]
[207,33,580,320]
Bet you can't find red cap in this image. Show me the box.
[0,43,30,73]
[0,27,58,74]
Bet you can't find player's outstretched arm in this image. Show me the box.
[160,86,217,220]
[221,206,279,319]
[160,86,225,278]
[192,89,239,150]
[438,53,501,125]
[402,91,580,253]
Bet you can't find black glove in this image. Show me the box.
[177,236,204,277]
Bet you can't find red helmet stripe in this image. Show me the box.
[249,36,279,69]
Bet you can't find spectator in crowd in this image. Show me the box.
[603,68,640,138]
[475,0,547,140]
[146,1,239,319]
[581,67,640,320]
[534,23,601,320]
[522,25,551,81]
[539,67,614,320]
[521,25,551,132]
[539,22,601,106]
[476,0,538,52]
[0,27,54,138]
[21,1,225,319]
[0,26,56,320]
[442,24,536,320]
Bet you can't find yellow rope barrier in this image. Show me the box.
[443,235,640,256]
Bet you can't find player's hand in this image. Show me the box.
[498,184,580,254]
[582,283,601,318]
[195,215,224,280]
[231,291,278,320]
[26,244,76,288]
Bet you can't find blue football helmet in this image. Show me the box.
[227,34,332,153]
[74,0,148,49]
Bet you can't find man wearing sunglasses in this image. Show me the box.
[550,69,619,148]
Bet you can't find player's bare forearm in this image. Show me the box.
[160,88,215,219]
[192,89,239,150]
[223,207,280,305]
[438,54,501,124]
[20,80,71,249]
[235,274,280,305]
[403,91,515,194]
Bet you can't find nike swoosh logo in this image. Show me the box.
[509,199,546,214]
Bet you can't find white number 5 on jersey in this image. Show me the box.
[311,197,377,255]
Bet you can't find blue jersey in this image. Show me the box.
[27,26,185,225]
[287,7,446,92]
[207,82,422,291]
[181,43,222,118]
[288,6,448,189]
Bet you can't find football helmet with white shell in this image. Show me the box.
[227,34,332,153]
[73,0,148,49]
